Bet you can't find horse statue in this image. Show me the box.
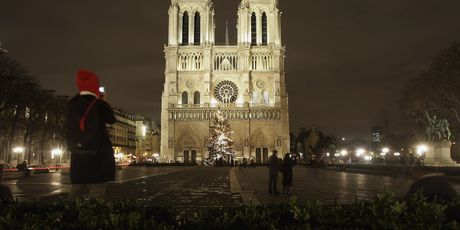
[426,112,451,142]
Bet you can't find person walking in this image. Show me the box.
[268,150,281,194]
[282,153,294,195]
[65,70,116,199]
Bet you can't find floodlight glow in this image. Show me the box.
[416,145,428,156]
[382,148,389,154]
[340,150,348,157]
[394,152,401,157]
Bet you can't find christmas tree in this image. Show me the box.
[206,108,234,166]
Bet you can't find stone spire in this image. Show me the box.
[225,21,229,46]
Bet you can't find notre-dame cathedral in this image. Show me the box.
[161,0,289,163]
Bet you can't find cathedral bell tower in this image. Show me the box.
[168,0,215,46]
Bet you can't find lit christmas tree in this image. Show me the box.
[206,108,235,166]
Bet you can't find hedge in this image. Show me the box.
[0,190,459,229]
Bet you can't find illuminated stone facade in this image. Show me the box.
[161,0,289,163]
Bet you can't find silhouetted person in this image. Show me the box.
[407,167,457,202]
[66,70,116,199]
[0,165,13,202]
[282,153,294,195]
[268,150,281,194]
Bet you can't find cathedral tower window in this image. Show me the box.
[194,12,201,45]
[251,12,257,45]
[194,91,200,105]
[182,91,189,105]
[182,11,189,45]
[262,12,268,45]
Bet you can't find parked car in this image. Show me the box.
[27,165,50,173]
[2,164,17,172]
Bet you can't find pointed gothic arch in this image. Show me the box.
[194,91,200,105]
[251,12,257,45]
[182,91,189,105]
[262,12,268,45]
[194,12,201,45]
[182,11,189,45]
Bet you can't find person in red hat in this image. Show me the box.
[65,70,116,199]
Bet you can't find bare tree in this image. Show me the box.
[401,41,460,140]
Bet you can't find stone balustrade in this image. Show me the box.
[168,105,282,121]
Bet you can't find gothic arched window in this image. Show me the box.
[182,91,189,105]
[251,12,257,45]
[262,12,268,45]
[182,11,189,45]
[194,91,200,105]
[194,12,201,45]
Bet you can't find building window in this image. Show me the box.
[182,11,189,45]
[194,91,200,105]
[194,12,201,45]
[262,12,268,45]
[251,12,257,45]
[182,91,188,105]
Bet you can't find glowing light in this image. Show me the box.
[364,155,372,161]
[13,147,24,153]
[394,152,401,157]
[340,150,348,157]
[382,148,389,154]
[416,145,428,156]
[356,148,366,157]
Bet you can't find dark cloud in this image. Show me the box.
[1,0,460,138]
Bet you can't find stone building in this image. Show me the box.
[161,0,290,163]
[108,108,137,159]
[135,116,161,160]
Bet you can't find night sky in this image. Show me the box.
[1,0,460,138]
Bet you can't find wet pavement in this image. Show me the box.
[3,167,192,201]
[4,166,460,206]
[107,167,242,207]
[235,166,460,205]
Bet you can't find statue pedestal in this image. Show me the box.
[424,142,458,166]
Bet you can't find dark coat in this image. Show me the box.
[268,155,281,176]
[65,95,116,184]
[282,157,294,186]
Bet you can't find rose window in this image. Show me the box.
[214,80,239,103]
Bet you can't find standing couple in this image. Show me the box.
[268,150,294,195]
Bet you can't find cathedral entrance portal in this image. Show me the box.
[183,150,197,163]
[255,147,269,164]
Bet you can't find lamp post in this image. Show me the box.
[13,147,25,166]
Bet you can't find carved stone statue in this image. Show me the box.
[426,112,451,142]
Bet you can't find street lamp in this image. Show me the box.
[340,150,348,157]
[356,148,366,157]
[13,146,25,165]
[51,148,63,164]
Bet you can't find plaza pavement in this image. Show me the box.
[4,166,460,207]
[233,166,460,205]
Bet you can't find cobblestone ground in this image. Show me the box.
[235,166,460,205]
[107,167,242,207]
